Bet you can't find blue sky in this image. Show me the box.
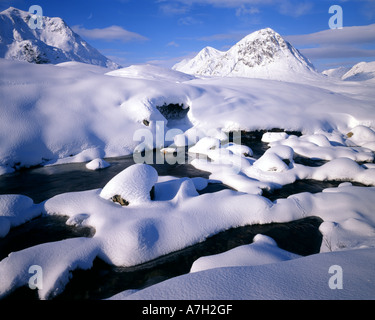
[1,0,375,71]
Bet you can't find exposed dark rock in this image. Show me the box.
[111,195,129,206]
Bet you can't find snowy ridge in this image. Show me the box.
[173,28,317,81]
[106,64,195,82]
[342,61,375,81]
[0,7,119,68]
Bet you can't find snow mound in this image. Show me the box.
[86,158,110,171]
[270,132,374,162]
[190,234,300,272]
[252,145,294,173]
[0,194,41,237]
[106,64,195,82]
[114,248,375,300]
[100,164,158,205]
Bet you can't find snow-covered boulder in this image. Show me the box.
[347,125,375,151]
[261,132,289,143]
[100,164,158,206]
[223,143,253,157]
[188,137,221,154]
[85,158,110,171]
[252,145,294,172]
[0,194,41,237]
[190,234,300,273]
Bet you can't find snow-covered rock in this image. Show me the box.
[0,7,119,68]
[85,158,110,171]
[100,164,158,205]
[190,234,300,272]
[252,145,294,173]
[173,28,317,81]
[0,194,41,237]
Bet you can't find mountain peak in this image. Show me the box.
[173,28,316,80]
[0,6,120,69]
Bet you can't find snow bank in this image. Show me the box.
[190,234,300,273]
[114,248,375,300]
[0,195,42,238]
[106,64,195,82]
[0,237,99,299]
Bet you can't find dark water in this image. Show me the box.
[3,215,322,300]
[0,130,362,300]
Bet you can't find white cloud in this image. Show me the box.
[300,47,375,59]
[178,16,202,25]
[164,0,313,17]
[166,41,180,47]
[284,24,375,62]
[285,24,375,46]
[72,25,148,42]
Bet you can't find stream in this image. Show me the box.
[0,131,361,300]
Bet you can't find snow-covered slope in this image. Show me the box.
[106,64,195,82]
[0,7,120,69]
[173,28,317,81]
[1,57,375,174]
[342,61,375,81]
[322,66,351,79]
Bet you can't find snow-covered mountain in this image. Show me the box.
[342,61,375,81]
[173,28,317,80]
[0,7,120,69]
[322,66,351,79]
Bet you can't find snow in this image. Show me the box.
[190,234,300,273]
[1,164,375,298]
[0,7,119,68]
[268,132,374,162]
[106,64,195,82]
[342,61,375,81]
[173,28,317,81]
[85,158,110,170]
[1,15,375,300]
[2,57,375,174]
[0,194,42,238]
[99,164,158,205]
[113,248,375,300]
[322,66,351,79]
